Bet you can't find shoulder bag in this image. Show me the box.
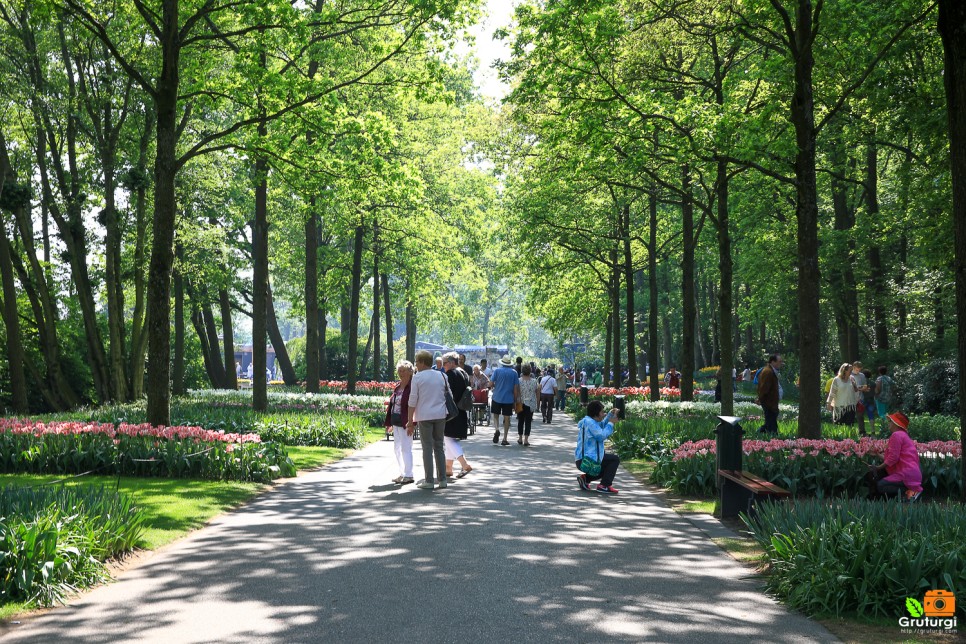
[578,424,602,477]
[442,371,459,421]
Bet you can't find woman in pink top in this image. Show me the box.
[872,411,922,502]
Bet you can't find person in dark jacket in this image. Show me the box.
[756,354,784,435]
[442,352,474,478]
[385,360,415,484]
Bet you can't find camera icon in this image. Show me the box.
[924,590,956,617]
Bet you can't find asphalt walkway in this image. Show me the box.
[2,413,836,643]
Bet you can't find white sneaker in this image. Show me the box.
[438,481,448,489]
[417,480,435,490]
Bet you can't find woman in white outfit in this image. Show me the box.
[384,360,415,485]
[826,362,858,427]
[407,349,450,490]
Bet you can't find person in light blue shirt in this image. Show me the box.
[575,400,620,494]
[490,355,520,446]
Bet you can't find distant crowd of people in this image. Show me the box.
[382,348,917,502]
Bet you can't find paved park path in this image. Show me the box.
[2,414,836,643]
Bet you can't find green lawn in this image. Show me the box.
[0,426,388,551]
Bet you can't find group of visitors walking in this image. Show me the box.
[383,351,626,494]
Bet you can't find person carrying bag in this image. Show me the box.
[574,400,621,494]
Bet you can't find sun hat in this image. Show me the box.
[886,411,909,431]
[499,355,513,367]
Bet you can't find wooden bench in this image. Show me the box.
[718,469,791,518]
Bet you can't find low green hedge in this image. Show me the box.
[743,499,966,619]
[0,485,145,606]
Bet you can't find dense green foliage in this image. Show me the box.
[0,485,145,605]
[743,499,966,619]
[893,358,960,416]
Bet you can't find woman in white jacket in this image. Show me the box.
[826,363,858,426]
[407,350,450,490]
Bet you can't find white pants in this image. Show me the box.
[444,436,464,460]
[392,426,413,477]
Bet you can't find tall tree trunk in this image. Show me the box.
[103,142,128,401]
[26,21,112,405]
[383,273,393,375]
[0,213,28,413]
[716,159,734,415]
[190,308,219,386]
[172,246,186,396]
[405,290,416,363]
[828,129,860,361]
[661,266,674,373]
[603,312,612,388]
[127,112,153,398]
[220,289,237,389]
[252,129,269,411]
[346,224,364,393]
[610,249,621,386]
[372,226,381,381]
[304,7,324,391]
[319,302,329,379]
[304,207,320,392]
[896,145,913,349]
[694,294,707,368]
[648,193,661,402]
[0,150,30,411]
[789,0,822,439]
[622,204,637,385]
[865,139,890,351]
[360,314,374,378]
[680,163,696,401]
[634,269,647,381]
[1,129,75,408]
[610,264,623,387]
[146,2,181,426]
[201,297,227,387]
[934,283,945,344]
[937,0,966,501]
[266,282,296,385]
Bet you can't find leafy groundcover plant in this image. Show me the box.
[742,499,966,619]
[0,485,145,606]
[651,437,961,498]
[0,420,295,482]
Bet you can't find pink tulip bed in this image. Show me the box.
[652,437,962,498]
[0,419,295,482]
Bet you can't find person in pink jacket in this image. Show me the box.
[872,411,922,502]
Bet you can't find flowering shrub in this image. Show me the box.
[187,389,386,412]
[652,437,962,498]
[623,399,798,421]
[0,419,294,482]
[565,386,683,401]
